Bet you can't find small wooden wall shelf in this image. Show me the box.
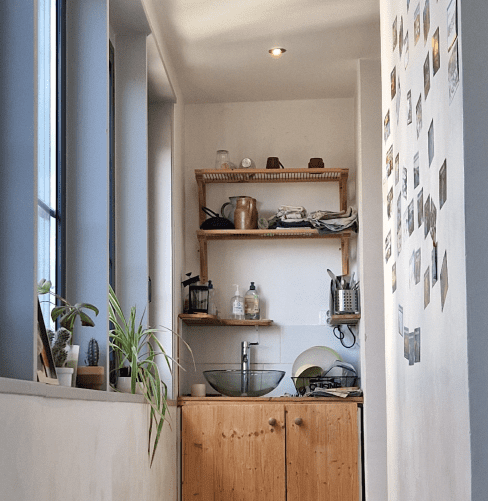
[179,313,273,327]
[328,314,361,326]
[197,229,351,284]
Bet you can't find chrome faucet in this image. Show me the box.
[241,341,258,395]
[241,341,259,372]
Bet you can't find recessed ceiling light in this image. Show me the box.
[268,47,286,59]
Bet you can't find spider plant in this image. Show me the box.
[108,284,191,467]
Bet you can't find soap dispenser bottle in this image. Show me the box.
[230,284,245,320]
[208,280,217,316]
[245,282,260,320]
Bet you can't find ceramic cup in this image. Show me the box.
[191,383,206,397]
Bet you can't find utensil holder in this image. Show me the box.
[333,289,360,314]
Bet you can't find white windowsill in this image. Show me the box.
[0,377,176,406]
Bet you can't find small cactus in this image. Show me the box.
[49,327,71,367]
[86,338,99,366]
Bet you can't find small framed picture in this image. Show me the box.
[413,152,420,188]
[447,0,458,51]
[416,94,422,138]
[407,90,412,125]
[432,27,440,75]
[386,145,394,178]
[415,248,421,285]
[439,160,447,209]
[424,53,431,99]
[424,267,431,308]
[384,109,391,142]
[448,40,460,103]
[408,199,415,236]
[417,188,424,228]
[391,66,397,100]
[414,4,421,45]
[428,120,434,166]
[393,16,398,51]
[423,0,430,44]
[37,300,58,385]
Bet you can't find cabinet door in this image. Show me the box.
[286,403,359,501]
[182,404,285,501]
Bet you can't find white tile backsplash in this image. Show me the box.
[181,323,361,395]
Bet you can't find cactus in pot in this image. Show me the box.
[48,328,72,367]
[86,338,100,366]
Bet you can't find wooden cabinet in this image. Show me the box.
[181,399,361,501]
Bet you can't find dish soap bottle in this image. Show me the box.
[230,284,245,320]
[245,282,260,320]
[208,280,217,316]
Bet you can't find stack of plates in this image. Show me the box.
[292,346,343,387]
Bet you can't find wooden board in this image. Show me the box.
[286,403,359,501]
[182,403,286,501]
[178,396,364,405]
[178,313,273,327]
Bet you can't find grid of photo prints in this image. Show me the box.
[384,0,457,366]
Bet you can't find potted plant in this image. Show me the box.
[47,327,73,386]
[38,279,99,386]
[108,284,191,466]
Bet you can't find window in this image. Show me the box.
[37,0,65,328]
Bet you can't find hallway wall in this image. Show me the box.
[379,0,470,499]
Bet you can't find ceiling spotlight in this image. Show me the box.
[268,47,286,59]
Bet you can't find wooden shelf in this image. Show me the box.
[197,229,351,283]
[179,313,273,327]
[328,314,361,326]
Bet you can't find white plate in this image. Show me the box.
[292,346,342,378]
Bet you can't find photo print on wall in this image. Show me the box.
[424,194,431,238]
[439,160,447,209]
[448,40,460,103]
[424,267,431,308]
[414,4,421,45]
[387,187,394,220]
[393,16,398,51]
[415,248,421,285]
[432,27,440,75]
[440,250,449,310]
[395,153,400,185]
[430,200,437,242]
[408,199,415,236]
[402,167,408,199]
[428,120,435,166]
[414,328,421,363]
[391,66,397,99]
[417,188,424,228]
[407,90,412,124]
[384,109,391,142]
[404,31,410,69]
[399,17,404,58]
[385,230,392,263]
[392,262,397,293]
[424,53,431,99]
[432,244,438,286]
[386,145,394,178]
[447,0,458,51]
[409,251,415,287]
[403,207,409,244]
[416,94,422,138]
[398,304,404,336]
[414,152,420,188]
[423,0,430,44]
[404,326,410,359]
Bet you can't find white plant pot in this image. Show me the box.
[117,376,144,394]
[56,367,74,387]
[65,345,80,387]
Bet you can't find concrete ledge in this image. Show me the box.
[0,377,176,406]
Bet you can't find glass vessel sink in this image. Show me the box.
[203,369,285,397]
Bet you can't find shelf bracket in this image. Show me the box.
[198,234,208,283]
[340,234,350,275]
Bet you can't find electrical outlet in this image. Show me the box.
[319,310,328,325]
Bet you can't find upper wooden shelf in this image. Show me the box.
[197,228,352,240]
[195,168,348,185]
[179,313,273,327]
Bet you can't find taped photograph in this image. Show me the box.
[439,160,447,209]
[433,27,440,75]
[428,120,434,166]
[417,188,424,228]
[416,94,422,138]
[424,53,430,99]
[414,152,420,188]
[414,4,421,45]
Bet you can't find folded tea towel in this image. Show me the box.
[308,207,358,233]
[276,205,307,220]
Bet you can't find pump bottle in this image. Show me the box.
[245,282,260,320]
[230,284,245,320]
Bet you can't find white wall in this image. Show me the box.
[0,389,177,501]
[356,58,388,501]
[379,0,471,499]
[181,99,361,396]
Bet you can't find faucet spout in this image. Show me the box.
[240,341,259,394]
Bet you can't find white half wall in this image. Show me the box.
[0,388,177,500]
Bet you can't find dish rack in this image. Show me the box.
[291,375,360,397]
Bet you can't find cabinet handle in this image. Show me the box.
[268,418,277,426]
[294,417,303,426]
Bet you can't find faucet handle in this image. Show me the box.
[249,342,259,346]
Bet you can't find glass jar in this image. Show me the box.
[215,150,230,169]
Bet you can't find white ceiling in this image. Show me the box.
[147,0,381,103]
